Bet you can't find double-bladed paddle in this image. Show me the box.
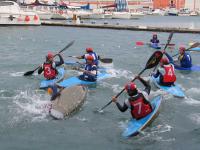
[24,40,75,76]
[136,41,175,47]
[98,50,163,112]
[68,55,113,63]
[172,42,200,57]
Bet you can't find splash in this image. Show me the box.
[189,113,200,125]
[10,72,24,77]
[12,89,50,122]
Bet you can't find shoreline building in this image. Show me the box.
[153,0,185,9]
[185,0,200,10]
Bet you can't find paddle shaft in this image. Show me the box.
[99,68,146,111]
[24,40,75,76]
[152,32,173,72]
[172,42,200,57]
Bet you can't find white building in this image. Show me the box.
[185,0,200,10]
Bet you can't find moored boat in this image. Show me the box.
[0,1,41,25]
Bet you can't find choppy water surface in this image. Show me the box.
[0,18,200,150]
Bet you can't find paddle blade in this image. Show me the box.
[136,41,144,46]
[100,58,113,63]
[145,51,163,69]
[164,32,173,50]
[24,70,34,76]
[188,42,200,50]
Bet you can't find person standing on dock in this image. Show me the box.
[38,52,64,80]
[78,55,97,82]
[112,76,152,120]
[76,47,99,66]
[150,33,160,47]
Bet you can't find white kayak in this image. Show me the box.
[49,86,87,119]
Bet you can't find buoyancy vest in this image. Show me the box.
[129,93,152,120]
[84,52,99,66]
[163,64,176,83]
[43,63,57,79]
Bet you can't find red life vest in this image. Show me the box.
[163,64,176,83]
[129,93,152,120]
[43,63,57,79]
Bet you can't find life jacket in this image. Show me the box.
[83,64,97,81]
[43,63,57,79]
[179,53,192,68]
[150,38,159,44]
[84,52,99,66]
[129,93,152,120]
[163,64,176,83]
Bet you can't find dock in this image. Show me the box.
[41,21,200,34]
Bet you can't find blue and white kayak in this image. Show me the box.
[148,43,161,49]
[190,47,200,52]
[122,95,162,138]
[40,68,65,89]
[174,63,200,72]
[58,72,111,88]
[151,76,185,98]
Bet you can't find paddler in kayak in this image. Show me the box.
[176,46,192,68]
[78,55,97,82]
[76,47,99,66]
[112,76,153,120]
[152,55,176,86]
[150,33,160,47]
[47,84,64,101]
[38,52,64,80]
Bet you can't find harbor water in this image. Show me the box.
[0,16,200,150]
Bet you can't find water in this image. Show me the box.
[0,16,200,150]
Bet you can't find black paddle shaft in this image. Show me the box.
[172,42,200,57]
[98,51,163,112]
[24,40,75,76]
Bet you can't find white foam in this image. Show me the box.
[107,68,133,79]
[189,113,200,125]
[76,116,88,122]
[186,88,199,95]
[12,90,50,122]
[184,97,200,105]
[10,72,24,77]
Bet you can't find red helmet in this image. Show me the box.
[160,57,169,65]
[153,33,157,36]
[125,82,137,92]
[86,55,94,61]
[179,46,186,52]
[86,47,93,52]
[47,52,54,60]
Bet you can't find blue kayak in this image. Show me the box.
[174,63,200,72]
[190,47,200,52]
[65,60,107,71]
[58,72,111,88]
[40,68,65,89]
[151,76,185,98]
[148,43,161,49]
[122,95,162,138]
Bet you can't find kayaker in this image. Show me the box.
[150,33,160,47]
[47,84,64,101]
[79,55,97,82]
[112,76,152,120]
[76,47,99,66]
[153,57,176,86]
[38,52,64,80]
[177,46,192,68]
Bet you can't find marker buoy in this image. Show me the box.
[25,16,30,22]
